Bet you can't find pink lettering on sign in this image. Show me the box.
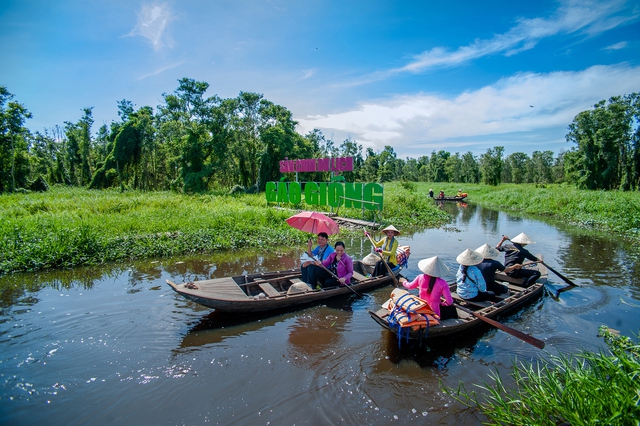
[279,157,354,173]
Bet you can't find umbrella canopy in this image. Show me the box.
[286,211,339,235]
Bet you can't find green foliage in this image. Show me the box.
[446,326,640,425]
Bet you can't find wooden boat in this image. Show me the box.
[167,260,400,313]
[368,262,547,346]
[434,195,467,201]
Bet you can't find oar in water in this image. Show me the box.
[540,261,578,287]
[455,303,546,349]
[310,255,363,298]
[364,231,401,288]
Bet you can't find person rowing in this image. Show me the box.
[495,233,541,287]
[366,225,401,277]
[313,241,353,288]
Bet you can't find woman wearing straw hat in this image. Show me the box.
[368,225,401,277]
[496,233,541,287]
[475,243,521,295]
[398,256,458,320]
[455,249,496,302]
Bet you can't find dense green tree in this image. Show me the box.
[479,146,504,185]
[460,152,480,183]
[504,152,529,184]
[429,150,450,182]
[0,86,32,192]
[566,93,639,190]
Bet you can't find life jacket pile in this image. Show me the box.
[383,288,440,348]
[395,246,410,269]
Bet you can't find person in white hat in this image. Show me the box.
[496,233,541,287]
[455,249,496,301]
[475,243,522,295]
[398,256,458,320]
[365,225,401,277]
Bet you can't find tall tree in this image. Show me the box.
[479,146,504,186]
[0,86,32,192]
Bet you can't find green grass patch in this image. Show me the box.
[401,182,640,239]
[446,326,640,425]
[0,185,450,274]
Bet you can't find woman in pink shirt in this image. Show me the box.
[399,256,458,320]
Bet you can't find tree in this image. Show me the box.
[0,86,32,192]
[479,146,504,186]
[566,94,639,190]
[460,152,480,183]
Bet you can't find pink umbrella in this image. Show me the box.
[286,211,340,235]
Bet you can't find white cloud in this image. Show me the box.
[128,3,174,51]
[296,64,640,155]
[372,0,636,79]
[604,41,628,50]
[137,61,184,80]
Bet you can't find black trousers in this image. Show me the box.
[508,268,541,287]
[373,260,395,277]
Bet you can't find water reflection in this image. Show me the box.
[1,202,640,425]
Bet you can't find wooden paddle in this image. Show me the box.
[364,231,401,288]
[540,261,578,287]
[455,303,546,349]
[310,255,363,298]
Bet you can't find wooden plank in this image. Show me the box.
[494,271,525,285]
[451,292,492,309]
[352,271,368,282]
[333,217,379,228]
[258,283,284,298]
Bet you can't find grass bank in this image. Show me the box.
[414,182,640,239]
[447,326,640,425]
[0,184,449,274]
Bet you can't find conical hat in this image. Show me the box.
[418,256,449,277]
[362,252,379,266]
[475,243,500,259]
[456,248,483,266]
[381,225,400,235]
[510,232,534,245]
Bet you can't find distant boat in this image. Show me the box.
[435,195,467,202]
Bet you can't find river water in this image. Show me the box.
[1,203,639,425]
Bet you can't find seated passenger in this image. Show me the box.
[399,256,458,320]
[475,243,521,295]
[314,241,353,288]
[455,249,497,302]
[301,232,335,286]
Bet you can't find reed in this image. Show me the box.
[446,326,640,425]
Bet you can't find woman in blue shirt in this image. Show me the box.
[455,248,496,302]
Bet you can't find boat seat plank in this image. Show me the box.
[494,271,525,285]
[352,271,368,282]
[258,283,284,298]
[451,292,492,308]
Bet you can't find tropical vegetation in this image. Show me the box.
[447,326,640,426]
[1,81,638,194]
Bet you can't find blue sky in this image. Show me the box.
[2,0,639,158]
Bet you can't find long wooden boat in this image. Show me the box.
[369,262,547,346]
[167,260,399,313]
[434,195,467,201]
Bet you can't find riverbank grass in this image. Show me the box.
[447,326,640,425]
[0,185,450,273]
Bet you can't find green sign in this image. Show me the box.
[266,181,383,210]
